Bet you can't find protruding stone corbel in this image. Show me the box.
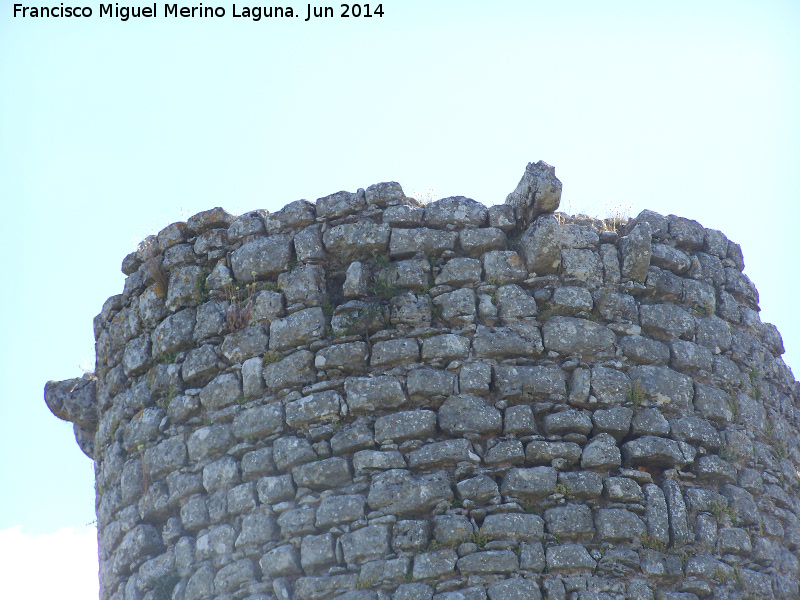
[44,375,98,458]
[505,160,562,226]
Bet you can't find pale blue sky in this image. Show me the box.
[0,0,798,593]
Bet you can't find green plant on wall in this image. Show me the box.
[627,381,645,407]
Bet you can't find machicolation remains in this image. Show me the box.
[46,162,800,600]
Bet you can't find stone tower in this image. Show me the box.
[46,163,800,600]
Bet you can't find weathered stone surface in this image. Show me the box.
[631,407,670,437]
[581,433,621,469]
[412,549,457,581]
[551,285,593,315]
[293,224,326,264]
[561,248,603,284]
[202,455,240,492]
[590,367,631,405]
[494,365,565,400]
[497,284,538,322]
[595,508,646,542]
[501,467,557,499]
[519,214,561,274]
[113,524,164,575]
[693,383,733,426]
[345,376,406,414]
[367,470,453,517]
[220,325,269,364]
[264,349,316,392]
[480,512,544,542]
[257,473,296,504]
[287,391,343,431]
[315,341,369,372]
[484,438,524,465]
[330,419,374,455]
[261,545,303,578]
[487,579,542,600]
[424,196,487,228]
[44,376,97,430]
[695,316,732,354]
[277,505,317,538]
[542,409,593,436]
[144,437,187,478]
[545,543,596,573]
[198,372,241,410]
[152,308,195,358]
[544,504,595,540]
[391,292,432,328]
[591,406,633,440]
[695,454,737,484]
[629,365,694,412]
[279,263,327,307]
[187,424,235,462]
[645,266,683,304]
[293,456,352,490]
[315,494,366,529]
[375,410,437,443]
[371,337,420,367]
[433,288,476,327]
[504,404,537,436]
[438,395,502,436]
[669,416,721,451]
[248,290,284,326]
[432,513,473,546]
[408,438,477,470]
[619,335,670,365]
[543,317,615,357]
[316,190,364,220]
[166,265,204,311]
[435,257,481,286]
[272,436,317,472]
[354,449,403,477]
[483,251,528,284]
[662,478,692,545]
[473,325,543,359]
[650,243,691,274]
[366,181,405,206]
[622,436,694,468]
[182,345,222,386]
[390,227,457,258]
[422,334,471,362]
[459,227,507,256]
[558,471,604,499]
[669,339,713,374]
[505,161,562,224]
[620,222,652,282]
[300,532,337,574]
[525,440,582,466]
[323,222,391,262]
[269,307,326,351]
[604,476,644,503]
[231,235,293,283]
[457,550,519,574]
[456,474,500,503]
[640,304,695,341]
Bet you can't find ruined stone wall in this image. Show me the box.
[46,163,800,600]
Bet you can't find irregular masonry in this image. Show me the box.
[46,161,800,600]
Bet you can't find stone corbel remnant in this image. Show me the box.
[44,374,98,458]
[505,160,563,226]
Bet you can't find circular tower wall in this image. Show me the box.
[46,164,800,600]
